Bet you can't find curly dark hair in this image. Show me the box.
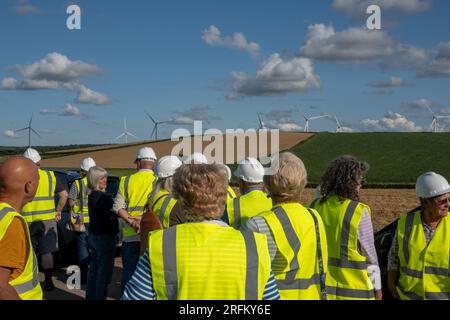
[320,155,369,202]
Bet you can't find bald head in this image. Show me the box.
[0,156,39,211]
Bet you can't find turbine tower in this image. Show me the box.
[303,113,329,133]
[427,106,450,133]
[115,118,139,144]
[15,113,41,147]
[257,113,268,130]
[145,111,169,141]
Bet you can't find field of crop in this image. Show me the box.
[290,132,450,185]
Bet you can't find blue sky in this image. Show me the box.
[1,0,450,146]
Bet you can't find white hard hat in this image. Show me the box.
[135,147,157,162]
[80,157,96,172]
[156,155,183,178]
[183,152,208,164]
[416,172,450,199]
[222,164,232,181]
[23,148,41,164]
[234,157,265,183]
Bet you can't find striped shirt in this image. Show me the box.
[121,221,281,300]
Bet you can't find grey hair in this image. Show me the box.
[87,166,108,192]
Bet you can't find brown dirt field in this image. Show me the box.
[230,187,418,232]
[301,188,418,232]
[40,132,314,169]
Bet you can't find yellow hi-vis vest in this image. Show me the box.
[259,203,328,300]
[227,185,236,202]
[119,170,156,241]
[21,169,56,223]
[397,210,450,300]
[150,189,178,229]
[310,195,375,300]
[0,203,43,300]
[149,222,271,300]
[226,189,272,229]
[73,177,89,224]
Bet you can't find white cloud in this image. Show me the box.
[61,103,82,116]
[39,108,57,115]
[2,130,19,138]
[300,24,428,71]
[168,106,219,125]
[264,110,302,131]
[75,85,110,106]
[14,4,39,15]
[360,112,423,132]
[407,98,432,110]
[332,0,431,18]
[230,53,320,97]
[1,52,110,105]
[202,25,260,57]
[368,76,408,93]
[417,42,450,78]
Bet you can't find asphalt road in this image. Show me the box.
[41,257,123,300]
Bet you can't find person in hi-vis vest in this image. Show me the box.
[222,157,272,229]
[113,147,157,294]
[387,172,450,300]
[310,156,382,300]
[242,152,329,300]
[0,157,43,300]
[68,157,97,284]
[22,148,68,292]
[121,164,280,300]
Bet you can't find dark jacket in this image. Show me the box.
[88,191,119,236]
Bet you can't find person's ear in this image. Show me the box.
[24,181,33,197]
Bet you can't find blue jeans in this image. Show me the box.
[75,226,89,283]
[121,241,140,294]
[86,234,116,300]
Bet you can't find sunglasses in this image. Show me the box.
[433,197,450,206]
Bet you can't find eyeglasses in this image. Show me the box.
[433,197,450,206]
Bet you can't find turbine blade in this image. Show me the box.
[115,133,125,140]
[145,111,157,124]
[128,132,139,140]
[31,128,42,138]
[15,127,28,132]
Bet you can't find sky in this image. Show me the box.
[1,0,450,146]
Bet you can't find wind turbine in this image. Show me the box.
[302,113,329,133]
[257,113,268,130]
[145,111,169,141]
[426,106,450,133]
[15,113,41,147]
[333,115,343,133]
[115,118,139,144]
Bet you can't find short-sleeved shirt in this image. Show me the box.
[0,217,29,281]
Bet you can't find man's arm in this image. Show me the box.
[0,267,20,300]
[113,192,139,232]
[67,182,79,211]
[387,231,401,299]
[54,175,68,221]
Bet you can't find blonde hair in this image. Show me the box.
[87,166,108,192]
[264,152,307,204]
[173,164,228,221]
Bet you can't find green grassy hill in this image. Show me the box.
[290,132,450,186]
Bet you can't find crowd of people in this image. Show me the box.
[0,146,449,300]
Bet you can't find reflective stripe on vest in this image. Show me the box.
[0,204,43,300]
[74,178,89,223]
[159,195,174,228]
[226,190,272,229]
[312,196,374,300]
[261,203,328,300]
[150,223,270,300]
[120,171,156,240]
[160,226,261,300]
[397,210,450,300]
[21,170,55,223]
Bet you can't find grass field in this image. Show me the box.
[290,132,450,185]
